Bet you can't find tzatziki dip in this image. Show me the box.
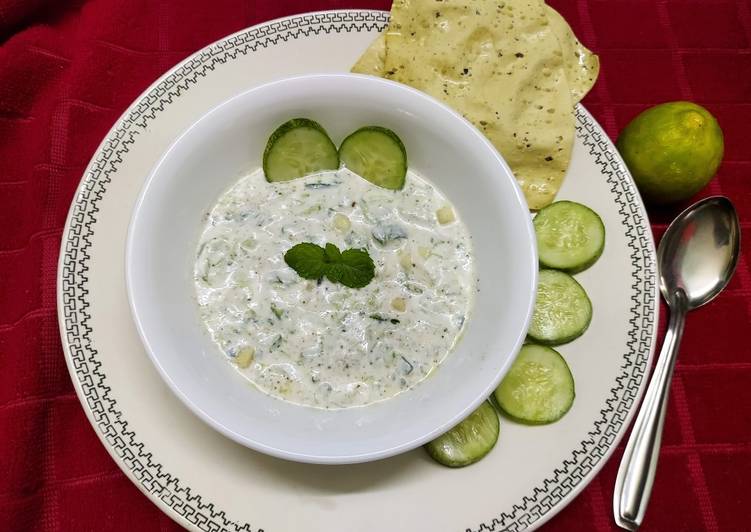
[194,168,476,409]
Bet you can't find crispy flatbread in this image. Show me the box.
[384,0,575,209]
[351,2,600,208]
[545,6,599,102]
[352,33,387,76]
[353,6,599,104]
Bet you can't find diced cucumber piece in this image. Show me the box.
[534,201,605,272]
[263,118,339,182]
[494,344,575,424]
[338,126,407,190]
[528,269,592,345]
[424,401,499,467]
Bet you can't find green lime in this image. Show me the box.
[616,101,724,204]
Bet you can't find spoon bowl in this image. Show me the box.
[658,196,740,309]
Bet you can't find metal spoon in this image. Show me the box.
[614,196,740,530]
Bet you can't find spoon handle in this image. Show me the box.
[614,289,688,530]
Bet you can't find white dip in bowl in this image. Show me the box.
[194,167,475,409]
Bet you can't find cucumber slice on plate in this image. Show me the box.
[263,118,339,182]
[338,126,407,190]
[534,200,605,272]
[494,344,575,424]
[528,269,592,345]
[424,401,499,467]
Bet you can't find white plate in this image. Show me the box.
[57,10,658,532]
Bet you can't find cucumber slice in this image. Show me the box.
[494,344,575,424]
[528,269,592,345]
[534,201,605,272]
[424,401,499,467]
[263,118,339,182]
[338,126,407,190]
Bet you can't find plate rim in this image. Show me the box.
[56,9,659,532]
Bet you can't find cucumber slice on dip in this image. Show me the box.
[424,401,499,467]
[263,118,339,182]
[528,269,592,345]
[338,126,407,190]
[494,344,575,424]
[534,200,605,273]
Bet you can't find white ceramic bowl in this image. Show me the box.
[126,74,537,464]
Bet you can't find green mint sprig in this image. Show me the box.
[284,242,375,289]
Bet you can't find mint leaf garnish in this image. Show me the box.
[337,248,375,288]
[324,242,341,262]
[324,262,345,284]
[283,242,327,280]
[284,242,375,288]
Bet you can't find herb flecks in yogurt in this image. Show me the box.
[194,168,475,409]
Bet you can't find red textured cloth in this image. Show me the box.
[1,0,749,530]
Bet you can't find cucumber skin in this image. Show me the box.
[535,201,605,274]
[527,270,592,346]
[424,439,495,468]
[424,401,499,467]
[338,126,407,190]
[340,125,407,163]
[540,243,603,274]
[498,393,575,426]
[527,325,591,347]
[262,118,339,182]
[494,345,575,425]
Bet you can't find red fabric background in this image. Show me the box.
[1,0,749,530]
